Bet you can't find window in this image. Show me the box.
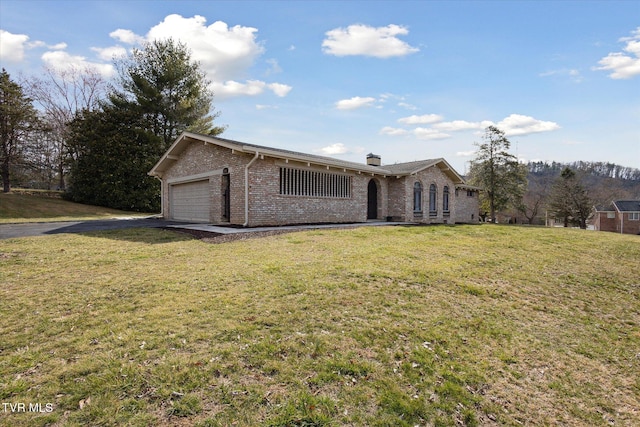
[443,186,450,213]
[607,212,615,219]
[413,182,422,213]
[429,184,437,216]
[279,167,351,198]
[467,190,475,197]
[629,212,640,220]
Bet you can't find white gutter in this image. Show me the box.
[152,176,164,218]
[615,202,624,234]
[243,151,260,227]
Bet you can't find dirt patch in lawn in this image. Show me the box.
[167,227,298,243]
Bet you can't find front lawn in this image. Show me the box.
[0,225,638,426]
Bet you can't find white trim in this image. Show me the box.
[167,170,226,185]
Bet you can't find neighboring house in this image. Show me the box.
[593,200,640,235]
[149,132,481,226]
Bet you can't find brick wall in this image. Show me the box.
[619,212,640,235]
[454,188,480,224]
[395,166,478,224]
[594,212,617,232]
[594,211,640,235]
[247,158,378,226]
[160,139,479,226]
[161,142,251,224]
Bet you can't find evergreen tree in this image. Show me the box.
[66,106,162,212]
[66,38,224,210]
[468,126,527,222]
[548,167,592,229]
[112,38,224,149]
[0,69,40,192]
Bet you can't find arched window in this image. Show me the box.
[429,184,437,215]
[413,182,422,213]
[443,186,450,212]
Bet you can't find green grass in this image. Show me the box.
[1,225,639,426]
[0,192,152,223]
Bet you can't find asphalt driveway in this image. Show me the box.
[0,218,187,239]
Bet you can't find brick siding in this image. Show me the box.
[160,141,479,226]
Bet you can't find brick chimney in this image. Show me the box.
[366,153,381,166]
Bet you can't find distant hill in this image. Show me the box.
[503,161,640,224]
[526,161,640,206]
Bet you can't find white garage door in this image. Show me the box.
[170,180,211,222]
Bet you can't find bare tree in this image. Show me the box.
[518,174,551,224]
[22,66,106,190]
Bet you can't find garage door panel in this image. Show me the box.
[170,180,210,222]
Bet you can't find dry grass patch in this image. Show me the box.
[0,225,638,426]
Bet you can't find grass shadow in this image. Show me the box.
[76,227,197,244]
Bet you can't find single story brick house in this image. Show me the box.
[593,200,640,235]
[149,132,480,226]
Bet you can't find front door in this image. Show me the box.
[367,179,378,220]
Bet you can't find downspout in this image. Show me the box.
[243,152,260,227]
[620,212,624,234]
[151,175,163,218]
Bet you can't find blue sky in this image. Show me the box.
[1,0,639,172]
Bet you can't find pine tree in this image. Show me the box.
[548,167,592,229]
[66,106,162,211]
[0,69,40,192]
[468,126,527,222]
[66,38,224,210]
[112,38,224,149]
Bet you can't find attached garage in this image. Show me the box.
[169,180,211,222]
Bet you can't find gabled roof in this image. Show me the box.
[594,204,615,212]
[149,132,472,187]
[613,200,640,212]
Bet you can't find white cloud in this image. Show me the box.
[315,143,350,155]
[594,27,640,79]
[268,82,292,97]
[110,14,291,100]
[397,102,417,110]
[48,42,67,50]
[146,14,265,82]
[335,96,376,110]
[380,126,409,136]
[265,58,282,75]
[322,24,419,58]
[109,29,145,45]
[433,120,493,131]
[539,68,583,83]
[41,50,115,78]
[210,80,292,99]
[0,30,30,62]
[91,45,128,61]
[496,114,560,136]
[456,150,477,157]
[256,104,278,110]
[413,127,450,140]
[398,114,443,125]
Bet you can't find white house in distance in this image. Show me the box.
[149,132,480,227]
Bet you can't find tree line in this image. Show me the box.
[467,126,640,228]
[0,38,224,211]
